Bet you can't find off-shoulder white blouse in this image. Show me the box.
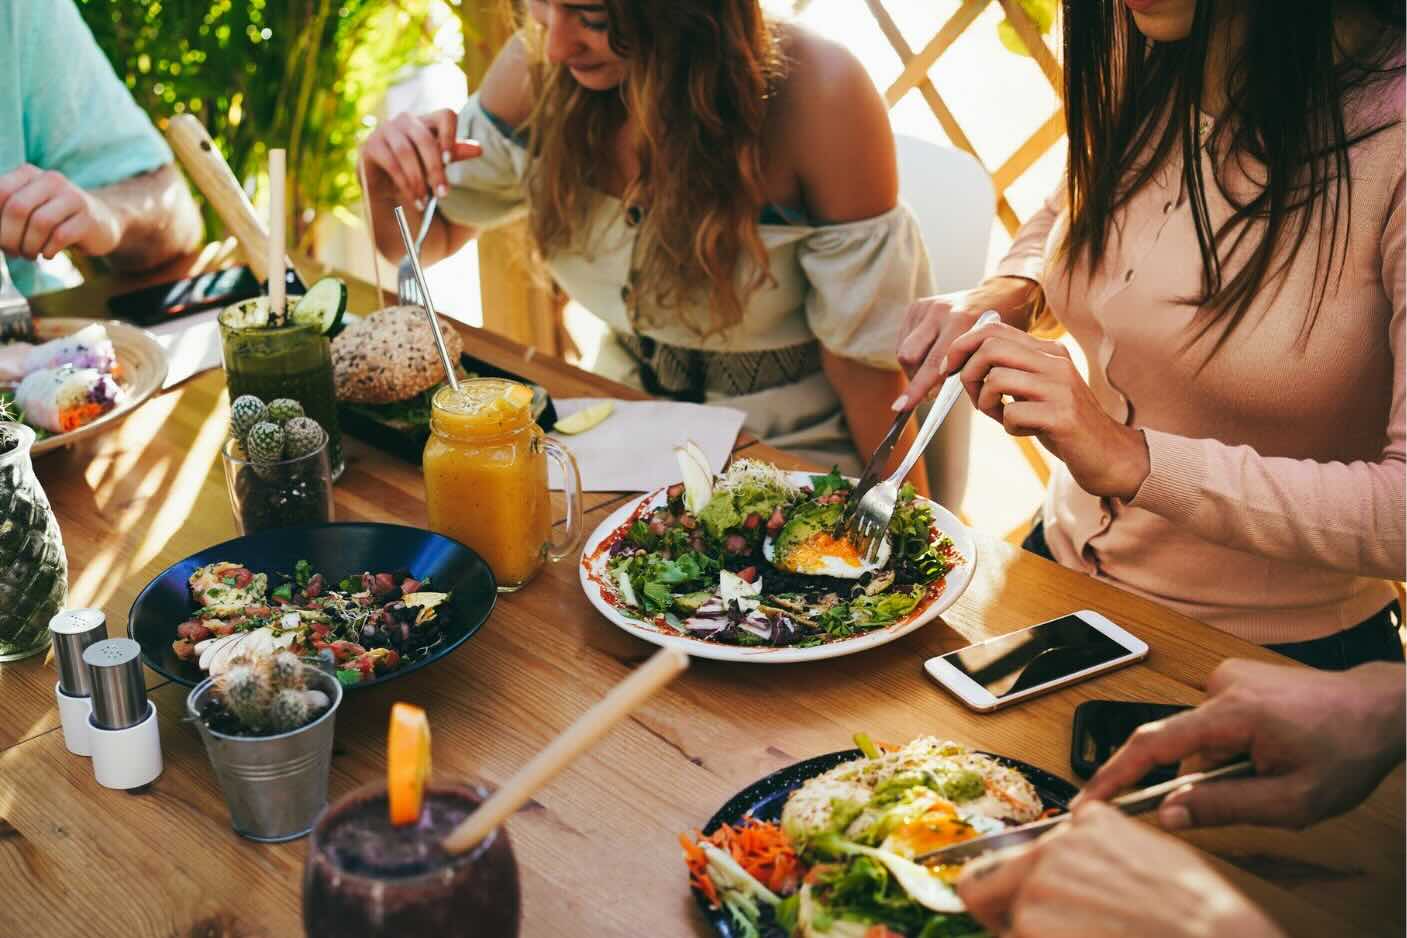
[439,94,934,470]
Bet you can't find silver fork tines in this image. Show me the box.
[844,310,1000,562]
[396,196,437,306]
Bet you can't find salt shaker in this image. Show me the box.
[49,609,108,756]
[83,638,162,789]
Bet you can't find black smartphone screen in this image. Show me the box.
[1070,700,1193,783]
[940,614,1133,700]
[108,265,262,326]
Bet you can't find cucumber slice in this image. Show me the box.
[219,296,271,329]
[290,277,348,335]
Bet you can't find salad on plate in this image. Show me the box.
[587,447,962,649]
[682,735,1057,938]
[172,559,451,686]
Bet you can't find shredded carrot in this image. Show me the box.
[864,927,906,938]
[1037,806,1063,820]
[680,816,803,905]
[874,739,901,753]
[680,832,721,907]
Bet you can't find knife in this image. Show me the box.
[164,114,308,291]
[913,759,1256,867]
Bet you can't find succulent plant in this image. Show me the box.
[246,420,286,473]
[265,398,304,425]
[210,652,329,735]
[230,395,267,442]
[282,416,324,459]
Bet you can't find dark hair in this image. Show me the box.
[1060,1,1403,359]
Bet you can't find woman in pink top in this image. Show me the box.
[898,0,1404,670]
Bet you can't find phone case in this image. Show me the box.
[1070,700,1191,782]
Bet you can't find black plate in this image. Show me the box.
[128,522,495,690]
[337,352,558,466]
[696,747,1080,938]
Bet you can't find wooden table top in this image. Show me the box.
[1,265,1401,938]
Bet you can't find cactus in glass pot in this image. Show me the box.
[0,401,68,660]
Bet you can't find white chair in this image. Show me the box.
[893,133,996,511]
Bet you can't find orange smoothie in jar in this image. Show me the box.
[423,380,581,591]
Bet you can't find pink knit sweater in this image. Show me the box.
[996,78,1405,645]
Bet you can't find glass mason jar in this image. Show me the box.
[423,380,582,591]
[0,423,67,660]
[218,307,344,479]
[221,428,334,535]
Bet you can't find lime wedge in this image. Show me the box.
[219,296,271,329]
[554,401,614,435]
[290,277,348,335]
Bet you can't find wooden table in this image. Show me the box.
[1,267,1401,938]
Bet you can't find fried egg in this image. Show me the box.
[762,530,891,579]
[780,737,1043,848]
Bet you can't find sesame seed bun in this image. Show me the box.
[332,305,465,404]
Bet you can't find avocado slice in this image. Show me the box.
[771,501,844,571]
[671,591,716,615]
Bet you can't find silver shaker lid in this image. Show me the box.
[83,638,148,730]
[49,609,108,696]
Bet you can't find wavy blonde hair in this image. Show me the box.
[516,0,784,336]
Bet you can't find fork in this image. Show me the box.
[845,310,1000,562]
[396,195,438,306]
[0,250,34,341]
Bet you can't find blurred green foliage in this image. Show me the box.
[76,0,448,249]
[998,0,1057,58]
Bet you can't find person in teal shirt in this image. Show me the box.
[0,0,201,295]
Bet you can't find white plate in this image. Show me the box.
[578,471,976,663]
[12,318,167,455]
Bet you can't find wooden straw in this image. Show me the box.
[267,148,286,325]
[442,646,689,854]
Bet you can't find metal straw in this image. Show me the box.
[392,205,460,394]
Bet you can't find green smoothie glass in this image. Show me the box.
[218,309,344,479]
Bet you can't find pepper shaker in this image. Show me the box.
[83,638,162,789]
[49,609,108,756]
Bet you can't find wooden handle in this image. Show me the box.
[165,114,306,286]
[442,646,689,854]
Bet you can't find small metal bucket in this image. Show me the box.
[186,668,342,843]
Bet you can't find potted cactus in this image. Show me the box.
[222,394,334,534]
[187,650,343,842]
[0,402,67,661]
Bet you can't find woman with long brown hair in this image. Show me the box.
[897,0,1404,668]
[359,0,933,485]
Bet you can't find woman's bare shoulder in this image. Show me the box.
[771,23,897,222]
[478,33,535,128]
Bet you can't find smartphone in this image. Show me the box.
[924,610,1148,712]
[1070,700,1192,785]
[107,265,263,326]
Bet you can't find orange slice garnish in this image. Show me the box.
[387,702,431,826]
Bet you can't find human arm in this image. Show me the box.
[822,349,928,495]
[956,800,1286,938]
[894,185,1061,405]
[8,0,201,274]
[358,35,536,264]
[0,163,200,272]
[1076,658,1406,830]
[784,33,927,489]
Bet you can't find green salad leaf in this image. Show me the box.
[294,559,313,587]
[611,550,717,615]
[804,854,987,938]
[810,467,849,498]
